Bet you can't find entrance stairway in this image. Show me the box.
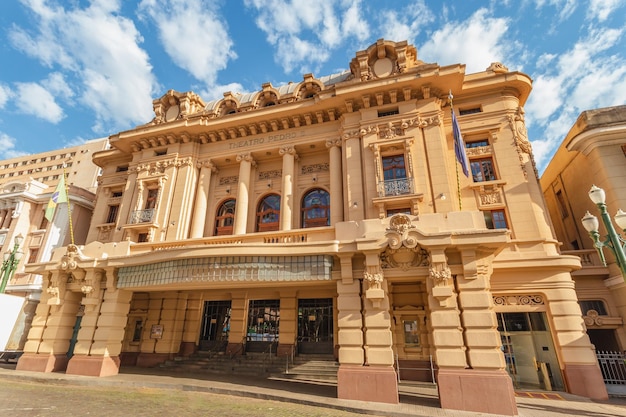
[159,351,339,382]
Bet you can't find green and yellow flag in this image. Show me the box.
[44,175,68,222]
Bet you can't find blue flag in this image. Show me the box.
[452,110,469,177]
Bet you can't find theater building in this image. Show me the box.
[17,40,606,415]
[541,106,626,363]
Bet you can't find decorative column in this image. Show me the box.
[438,249,518,416]
[234,152,255,235]
[190,159,216,238]
[17,272,82,373]
[180,291,203,355]
[337,251,398,404]
[279,146,297,231]
[547,274,609,400]
[226,292,247,356]
[342,131,365,221]
[336,254,365,398]
[277,290,297,356]
[326,139,344,224]
[67,268,132,377]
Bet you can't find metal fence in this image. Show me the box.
[596,351,626,385]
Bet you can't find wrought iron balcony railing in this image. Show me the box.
[129,208,155,224]
[378,178,414,197]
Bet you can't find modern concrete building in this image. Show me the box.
[0,138,107,359]
[541,106,626,355]
[17,40,606,415]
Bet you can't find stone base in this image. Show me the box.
[337,365,399,404]
[277,343,294,357]
[66,355,121,377]
[16,353,69,373]
[120,352,139,366]
[563,363,608,400]
[135,353,171,368]
[437,369,517,416]
[226,343,244,356]
[178,342,197,356]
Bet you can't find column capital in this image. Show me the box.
[197,159,217,172]
[325,138,342,149]
[236,152,255,165]
[279,146,298,158]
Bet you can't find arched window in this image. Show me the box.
[256,194,280,232]
[301,188,330,228]
[215,199,236,235]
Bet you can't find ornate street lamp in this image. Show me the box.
[0,234,24,293]
[581,185,626,279]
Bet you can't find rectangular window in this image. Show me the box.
[145,189,158,210]
[459,107,481,115]
[403,319,420,346]
[381,154,411,196]
[466,139,489,148]
[111,191,123,198]
[386,207,411,217]
[378,108,399,117]
[28,248,39,263]
[382,155,407,180]
[484,210,508,229]
[470,157,497,182]
[116,165,129,172]
[555,190,569,219]
[579,300,608,315]
[138,233,149,243]
[106,205,120,223]
[132,320,143,342]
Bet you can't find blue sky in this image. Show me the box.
[0,0,625,174]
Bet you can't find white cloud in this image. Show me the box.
[137,0,237,87]
[0,84,13,109]
[587,0,623,21]
[530,0,577,20]
[10,1,158,133]
[525,24,626,170]
[0,132,27,159]
[378,1,434,46]
[14,82,65,123]
[244,0,370,74]
[419,9,512,73]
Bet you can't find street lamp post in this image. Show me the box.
[581,185,626,280]
[0,234,24,294]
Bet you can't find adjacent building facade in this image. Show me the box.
[0,138,108,358]
[17,40,607,415]
[541,105,626,355]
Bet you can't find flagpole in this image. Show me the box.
[449,90,462,211]
[62,161,75,246]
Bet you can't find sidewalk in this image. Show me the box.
[0,363,625,417]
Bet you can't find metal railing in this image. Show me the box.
[596,351,626,385]
[285,343,296,374]
[378,178,414,197]
[129,208,155,224]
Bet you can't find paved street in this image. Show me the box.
[0,378,384,417]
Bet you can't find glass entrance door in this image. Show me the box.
[199,301,231,351]
[497,312,563,390]
[246,299,280,353]
[298,298,333,354]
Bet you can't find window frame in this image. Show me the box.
[301,188,330,228]
[256,193,281,232]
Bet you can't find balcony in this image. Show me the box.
[561,249,610,276]
[129,208,155,224]
[378,177,414,197]
[128,226,336,254]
